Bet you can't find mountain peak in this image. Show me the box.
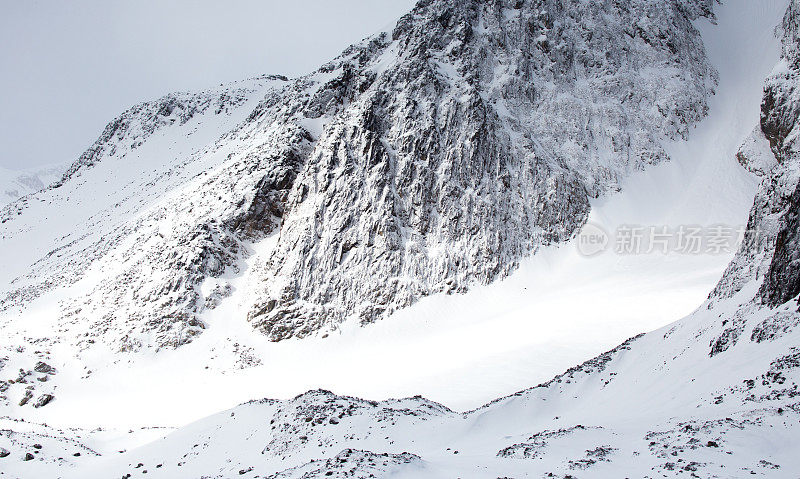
[3,0,716,350]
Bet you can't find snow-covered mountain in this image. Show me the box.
[1,0,799,477]
[0,0,717,351]
[56,4,800,477]
[0,164,66,206]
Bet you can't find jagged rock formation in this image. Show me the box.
[0,0,718,348]
[706,0,800,361]
[0,75,293,349]
[712,0,800,309]
[759,0,800,307]
[248,0,717,338]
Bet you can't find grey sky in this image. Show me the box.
[0,0,417,171]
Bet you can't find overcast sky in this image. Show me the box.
[0,0,417,171]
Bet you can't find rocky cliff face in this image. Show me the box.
[704,0,800,360]
[0,0,717,349]
[712,0,800,308]
[250,0,717,339]
[760,0,800,308]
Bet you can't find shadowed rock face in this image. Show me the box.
[247,0,717,340]
[763,182,800,308]
[0,0,717,348]
[712,0,800,308]
[707,1,800,364]
[757,0,800,308]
